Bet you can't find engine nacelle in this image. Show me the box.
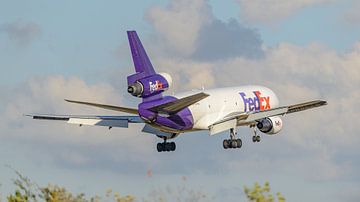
[256,116,283,135]
[127,72,172,98]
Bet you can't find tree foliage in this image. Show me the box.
[5,167,285,202]
[244,182,285,202]
[6,168,135,202]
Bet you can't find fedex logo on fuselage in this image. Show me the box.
[239,91,271,112]
[149,80,164,93]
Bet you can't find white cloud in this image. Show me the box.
[145,0,263,61]
[236,0,332,24]
[146,0,211,55]
[155,58,216,92]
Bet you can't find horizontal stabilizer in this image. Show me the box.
[65,99,138,115]
[149,92,209,115]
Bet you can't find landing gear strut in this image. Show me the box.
[252,127,261,143]
[223,128,242,149]
[157,138,176,152]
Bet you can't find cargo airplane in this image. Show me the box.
[27,31,327,152]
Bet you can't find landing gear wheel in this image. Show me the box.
[165,143,171,152]
[170,142,176,151]
[156,143,166,152]
[223,128,243,150]
[157,142,176,152]
[231,140,238,148]
[236,139,242,148]
[223,139,230,149]
[252,135,261,143]
[156,143,163,152]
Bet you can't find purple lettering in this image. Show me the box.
[240,92,248,112]
[240,91,263,112]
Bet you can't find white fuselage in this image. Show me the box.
[175,85,279,130]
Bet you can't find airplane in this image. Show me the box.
[26,31,327,152]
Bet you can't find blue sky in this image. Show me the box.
[1,0,360,201]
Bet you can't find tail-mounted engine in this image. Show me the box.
[256,116,283,135]
[127,72,172,98]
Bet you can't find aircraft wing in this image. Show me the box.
[65,99,138,115]
[25,114,143,128]
[243,100,327,123]
[209,100,327,135]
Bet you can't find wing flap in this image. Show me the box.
[209,118,237,136]
[65,99,138,115]
[68,118,129,127]
[211,112,248,126]
[142,124,174,137]
[149,92,209,115]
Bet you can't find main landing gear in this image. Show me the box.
[223,128,242,149]
[157,138,176,152]
[252,127,261,143]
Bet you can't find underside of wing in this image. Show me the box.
[149,92,209,115]
[26,114,143,128]
[65,99,138,115]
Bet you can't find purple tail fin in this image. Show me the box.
[127,31,156,76]
[127,31,165,102]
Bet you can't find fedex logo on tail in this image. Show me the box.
[149,80,164,93]
[239,91,270,112]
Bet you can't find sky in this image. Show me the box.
[0,0,360,201]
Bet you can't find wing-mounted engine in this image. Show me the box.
[127,72,172,98]
[256,116,283,135]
